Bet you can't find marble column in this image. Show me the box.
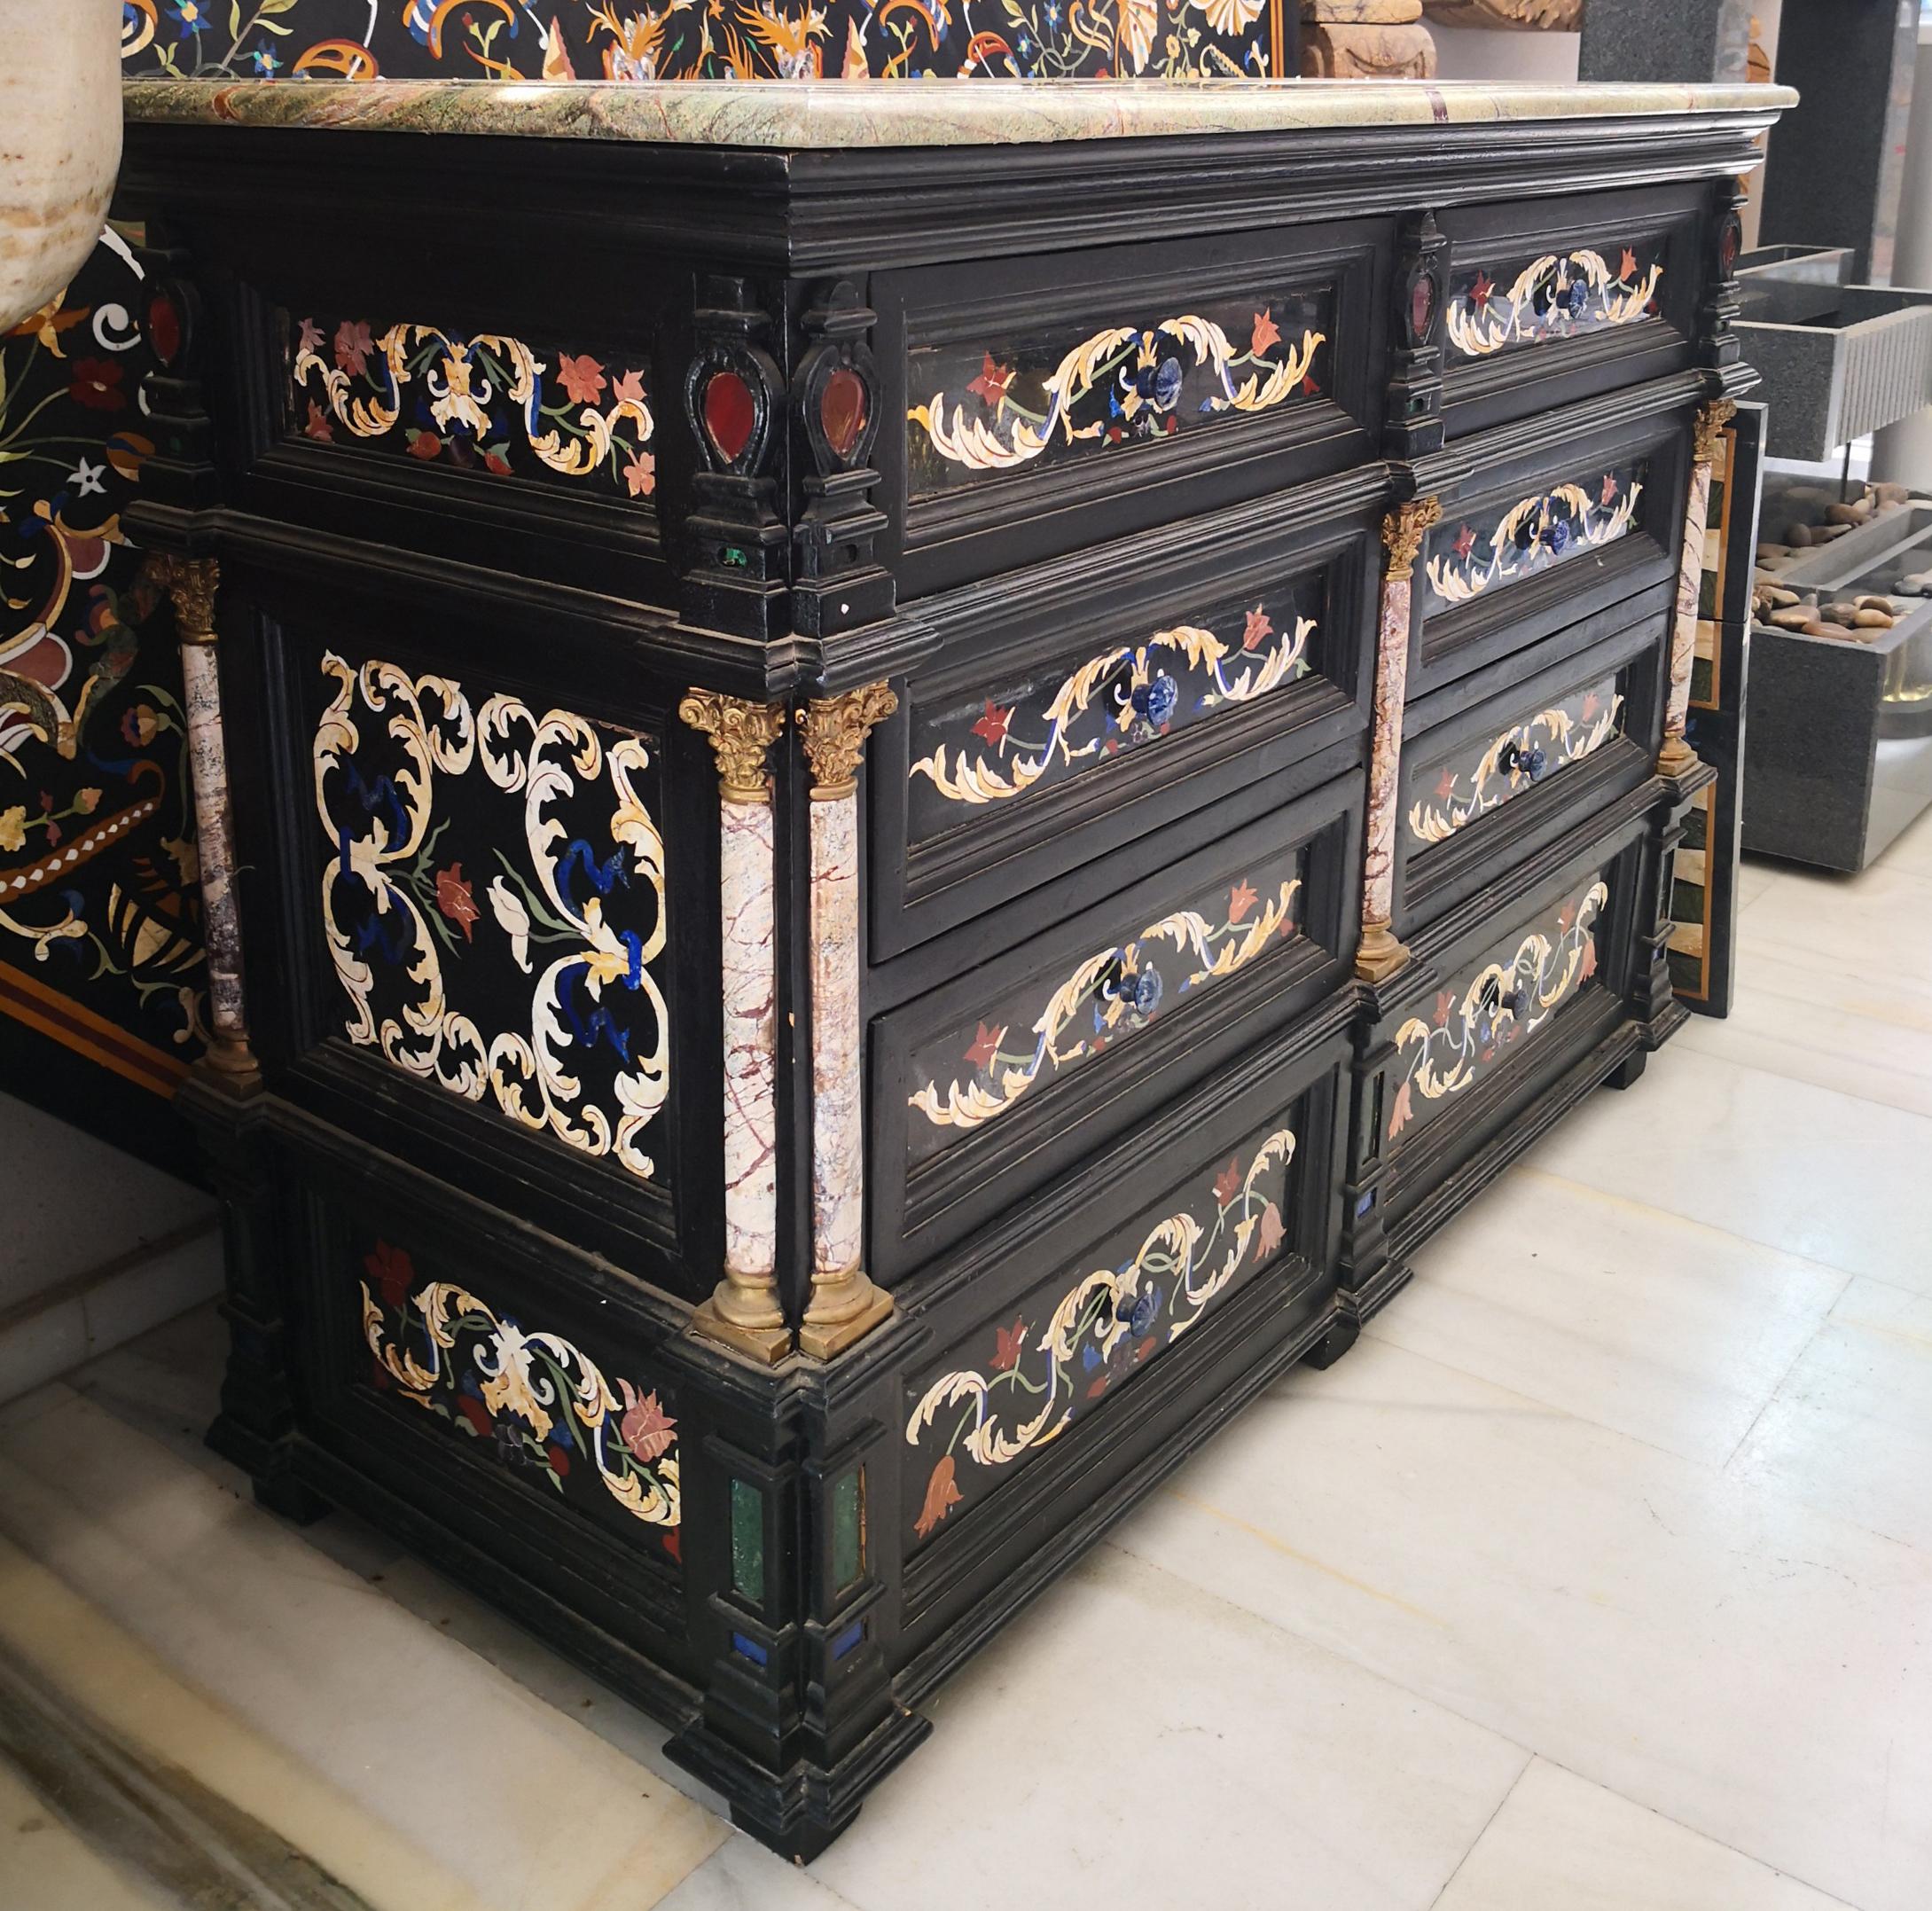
[795,683,896,1361]
[678,690,791,1364]
[1358,497,1441,984]
[147,553,260,1093]
[1658,400,1735,779]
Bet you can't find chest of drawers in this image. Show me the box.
[120,75,1789,1860]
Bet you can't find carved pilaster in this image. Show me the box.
[1659,400,1735,779]
[1701,177,1747,372]
[795,683,897,1360]
[145,552,261,1095]
[1358,497,1442,983]
[679,690,793,1363]
[1387,210,1449,459]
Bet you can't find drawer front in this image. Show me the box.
[1438,184,1706,438]
[876,220,1388,595]
[870,771,1359,1281]
[1412,408,1690,698]
[1394,606,1668,930]
[873,492,1379,959]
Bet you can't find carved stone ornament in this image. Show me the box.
[679,690,786,803]
[147,552,219,643]
[1381,496,1444,579]
[1421,0,1580,27]
[1302,17,1437,76]
[800,683,898,799]
[1693,398,1739,466]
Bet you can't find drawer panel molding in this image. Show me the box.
[1425,461,1646,612]
[1388,873,1607,1144]
[1444,240,1665,363]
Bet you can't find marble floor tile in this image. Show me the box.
[1730,1276,1932,1556]
[1435,1758,1855,1911]
[1373,1167,1849,1466]
[0,1395,726,1910]
[654,1834,865,1911]
[1735,858,1780,909]
[1522,1046,1932,1296]
[1111,1336,1932,1911]
[809,1545,1529,1911]
[0,1757,174,1911]
[0,1297,87,1409]
[1738,864,1932,997]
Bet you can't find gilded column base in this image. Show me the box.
[1356,921,1412,984]
[1655,733,1703,779]
[198,1034,264,1097]
[796,1264,894,1361]
[691,1288,794,1365]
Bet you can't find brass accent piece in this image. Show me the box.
[146,552,220,644]
[692,1289,794,1366]
[1692,398,1738,466]
[1381,496,1443,580]
[797,1261,895,1361]
[678,690,786,803]
[1655,733,1703,778]
[1356,920,1412,984]
[798,681,898,801]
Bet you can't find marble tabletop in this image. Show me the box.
[121,77,1798,151]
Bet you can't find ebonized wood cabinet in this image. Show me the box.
[115,75,1789,1860]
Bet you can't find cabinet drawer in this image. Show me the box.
[870,771,1359,1281]
[873,489,1379,960]
[1438,183,1704,439]
[876,219,1388,596]
[1411,406,1690,699]
[1394,604,1668,932]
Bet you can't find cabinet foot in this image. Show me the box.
[1303,1312,1361,1370]
[1605,1050,1648,1092]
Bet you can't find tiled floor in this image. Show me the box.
[5,807,1932,1910]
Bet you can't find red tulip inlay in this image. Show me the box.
[819,365,869,459]
[1410,274,1435,343]
[702,368,757,464]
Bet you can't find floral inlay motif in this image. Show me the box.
[905,1125,1295,1542]
[1444,242,1664,361]
[290,316,656,499]
[360,1240,680,1545]
[1425,465,1645,613]
[907,849,1301,1155]
[1405,677,1623,849]
[908,596,1315,820]
[1387,878,1607,1144]
[907,288,1329,489]
[315,654,669,1181]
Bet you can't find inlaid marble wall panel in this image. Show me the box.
[286,312,658,503]
[355,1231,683,1567]
[906,284,1334,498]
[905,838,1305,1166]
[1443,238,1666,363]
[1385,871,1607,1149]
[906,574,1320,845]
[1423,461,1648,618]
[311,651,671,1186]
[903,1108,1298,1547]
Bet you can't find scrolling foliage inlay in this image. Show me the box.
[1425,464,1646,614]
[314,654,670,1182]
[905,1122,1295,1543]
[1443,241,1664,362]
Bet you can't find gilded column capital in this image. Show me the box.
[1692,399,1738,466]
[798,682,898,800]
[146,552,220,645]
[679,690,786,803]
[1381,497,1443,580]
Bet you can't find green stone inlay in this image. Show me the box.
[730,1477,764,1606]
[832,1469,864,1591]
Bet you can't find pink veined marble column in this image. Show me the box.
[150,554,259,1090]
[1660,400,1734,777]
[796,684,896,1360]
[678,691,791,1364]
[1357,497,1441,984]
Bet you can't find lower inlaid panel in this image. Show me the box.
[1387,871,1607,1148]
[903,1113,1297,1547]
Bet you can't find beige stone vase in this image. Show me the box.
[0,0,123,331]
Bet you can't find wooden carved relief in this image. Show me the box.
[314,654,670,1183]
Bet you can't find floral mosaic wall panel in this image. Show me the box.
[121,0,1283,83]
[1404,675,1623,851]
[289,314,657,501]
[1443,240,1665,362]
[313,654,671,1183]
[906,843,1302,1163]
[1386,874,1607,1147]
[359,1236,682,1562]
[904,1117,1295,1545]
[906,286,1331,497]
[1,229,208,1093]
[1424,463,1647,616]
[907,580,1318,842]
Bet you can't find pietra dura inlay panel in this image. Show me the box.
[1443,238,1665,363]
